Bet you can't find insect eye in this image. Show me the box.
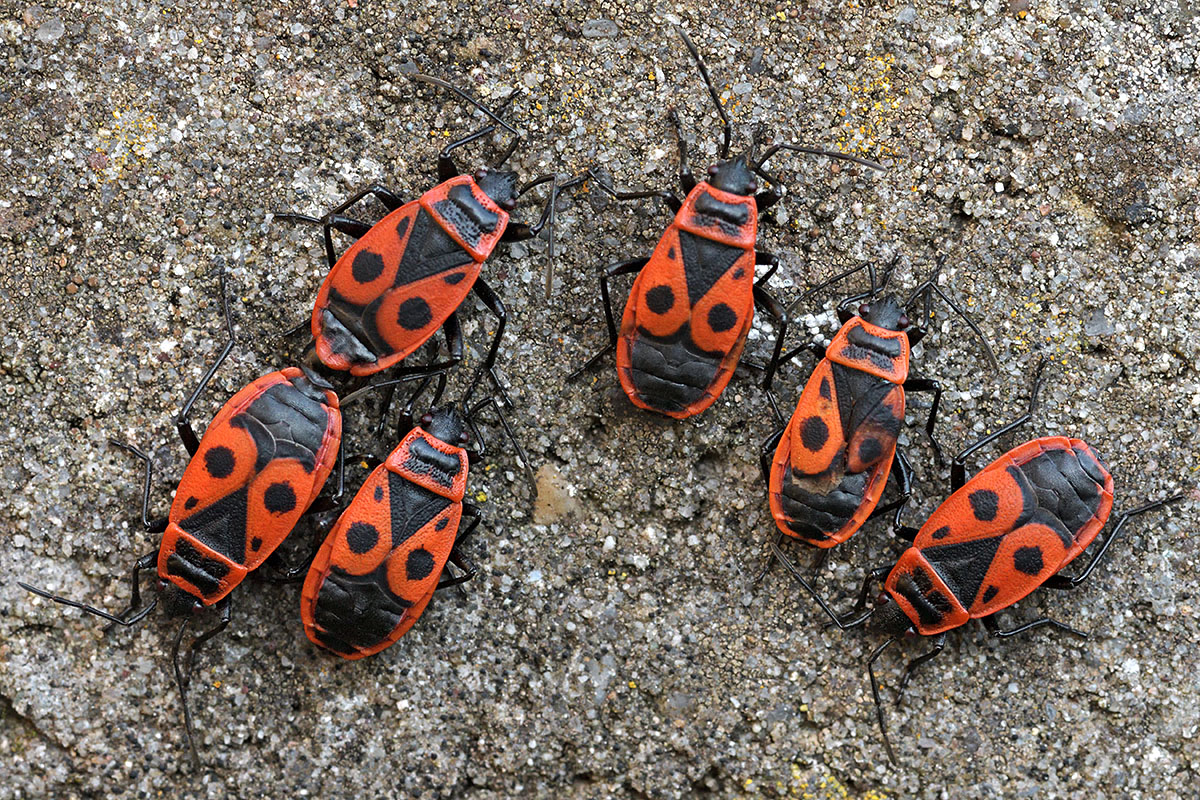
[898,314,910,329]
[502,198,517,210]
[875,591,889,606]
[157,579,168,592]
[708,165,719,176]
[459,431,470,444]
[421,413,434,426]
[474,167,489,180]
[858,303,870,317]
[748,181,758,193]
[192,600,204,615]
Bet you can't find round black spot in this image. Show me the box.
[968,489,1000,522]
[800,416,829,452]
[708,303,738,333]
[346,522,380,555]
[981,585,999,604]
[406,548,436,581]
[645,285,675,315]
[263,482,297,514]
[858,437,883,463]
[930,525,951,540]
[1013,546,1044,576]
[351,250,385,283]
[396,297,432,330]
[184,497,199,510]
[435,517,449,531]
[374,486,384,502]
[204,446,235,479]
[250,537,263,552]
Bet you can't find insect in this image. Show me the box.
[19,276,342,764]
[275,75,584,402]
[759,259,998,576]
[301,373,522,659]
[771,361,1184,762]
[572,26,885,419]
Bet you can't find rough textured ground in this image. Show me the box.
[1,1,1197,798]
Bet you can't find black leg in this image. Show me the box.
[895,632,946,702]
[841,565,895,623]
[465,395,536,493]
[1043,495,1184,589]
[867,449,914,533]
[438,125,498,181]
[569,256,651,380]
[903,377,945,465]
[982,613,1087,639]
[771,538,874,630]
[106,440,163,530]
[181,597,234,684]
[951,357,1046,490]
[866,636,900,765]
[586,169,683,214]
[102,551,161,631]
[171,597,232,771]
[752,281,789,394]
[460,277,510,408]
[753,250,781,287]
[176,272,238,456]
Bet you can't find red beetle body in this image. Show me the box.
[302,408,471,659]
[616,178,761,418]
[312,175,511,377]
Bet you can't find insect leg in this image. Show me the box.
[666,108,697,195]
[585,169,683,214]
[951,358,1046,490]
[981,613,1087,639]
[895,632,946,703]
[866,637,900,765]
[1043,495,1184,589]
[868,449,914,532]
[568,257,651,380]
[902,377,945,465]
[459,277,510,408]
[102,551,162,631]
[752,281,789,393]
[175,272,237,456]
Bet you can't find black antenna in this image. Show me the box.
[675,26,732,159]
[19,581,159,626]
[409,74,522,138]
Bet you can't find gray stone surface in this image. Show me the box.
[1,1,1197,798]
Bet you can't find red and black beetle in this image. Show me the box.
[759,259,997,574]
[772,362,1184,762]
[573,27,885,419]
[19,275,345,765]
[301,370,526,659]
[276,75,584,400]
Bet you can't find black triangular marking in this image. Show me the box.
[921,536,1004,609]
[178,486,249,564]
[677,230,744,307]
[394,209,474,288]
[388,469,449,549]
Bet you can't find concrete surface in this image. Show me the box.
[1,1,1197,798]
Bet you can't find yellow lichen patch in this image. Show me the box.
[95,107,158,181]
[834,53,906,159]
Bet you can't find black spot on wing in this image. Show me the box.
[707,303,738,333]
[204,446,235,479]
[981,585,999,604]
[1013,546,1044,575]
[396,297,433,331]
[346,521,380,555]
[969,489,1000,522]
[858,436,883,463]
[646,285,675,315]
[395,216,410,240]
[930,525,951,540]
[263,482,297,514]
[406,548,436,581]
[351,250,385,284]
[800,416,829,452]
